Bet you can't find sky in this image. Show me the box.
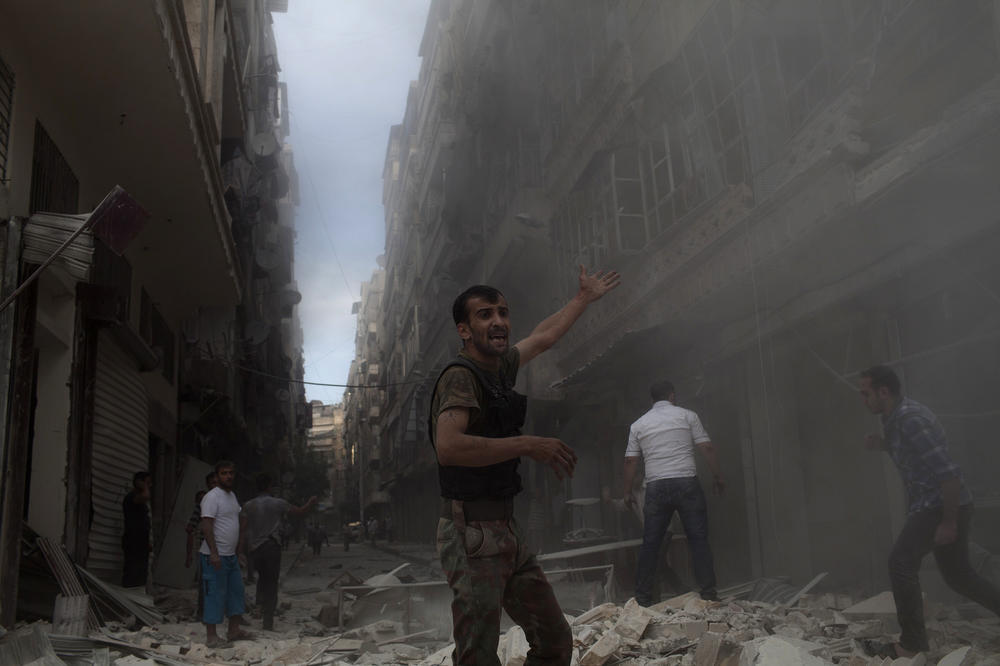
[272,0,431,405]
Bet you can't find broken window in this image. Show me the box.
[611,145,648,253]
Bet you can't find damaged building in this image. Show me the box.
[0,0,309,625]
[348,0,1000,603]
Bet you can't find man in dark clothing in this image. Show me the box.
[243,473,316,631]
[859,365,1000,658]
[430,266,619,665]
[122,471,152,587]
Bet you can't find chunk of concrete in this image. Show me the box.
[694,631,723,666]
[738,635,832,666]
[614,599,651,640]
[842,591,897,617]
[579,631,621,666]
[503,626,528,666]
[684,620,708,640]
[573,602,619,626]
[937,646,972,666]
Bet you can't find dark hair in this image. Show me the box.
[650,380,675,402]
[214,460,235,474]
[256,473,273,492]
[132,471,150,485]
[195,490,206,502]
[861,365,901,396]
[205,472,217,486]
[452,285,504,325]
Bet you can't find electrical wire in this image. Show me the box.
[233,362,428,389]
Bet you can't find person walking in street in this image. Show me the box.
[243,474,316,631]
[858,365,1000,659]
[430,265,620,665]
[200,460,252,647]
[342,522,352,552]
[624,380,724,605]
[367,517,377,546]
[122,471,152,588]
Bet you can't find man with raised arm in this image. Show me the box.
[430,265,620,665]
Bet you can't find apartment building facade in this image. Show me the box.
[354,0,1000,595]
[0,0,307,623]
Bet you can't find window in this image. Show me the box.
[141,290,176,384]
[0,55,12,183]
[30,121,79,214]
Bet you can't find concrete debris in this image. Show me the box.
[10,550,1000,666]
[485,588,1000,666]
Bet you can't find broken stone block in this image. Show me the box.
[614,599,652,641]
[684,620,708,640]
[503,626,528,666]
[694,631,723,666]
[579,630,621,666]
[575,625,598,646]
[738,635,832,665]
[708,622,728,634]
[645,623,686,640]
[573,602,619,626]
[937,646,972,666]
[842,592,897,617]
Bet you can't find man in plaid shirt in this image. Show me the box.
[860,365,1000,658]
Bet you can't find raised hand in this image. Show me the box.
[578,265,622,303]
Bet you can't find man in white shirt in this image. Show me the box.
[200,460,251,647]
[623,380,724,605]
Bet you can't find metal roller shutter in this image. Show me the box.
[87,329,148,582]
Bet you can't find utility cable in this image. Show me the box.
[233,362,428,389]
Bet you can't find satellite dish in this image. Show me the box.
[245,321,270,345]
[255,246,281,270]
[251,132,279,158]
[275,388,291,402]
[279,289,302,308]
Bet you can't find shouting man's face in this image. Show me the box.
[216,466,236,491]
[459,295,511,358]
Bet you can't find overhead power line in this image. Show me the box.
[233,362,428,389]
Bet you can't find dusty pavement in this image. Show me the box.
[5,540,1000,665]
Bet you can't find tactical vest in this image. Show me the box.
[428,356,527,500]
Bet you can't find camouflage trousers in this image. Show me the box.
[437,500,572,665]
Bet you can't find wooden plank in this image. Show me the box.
[537,538,643,562]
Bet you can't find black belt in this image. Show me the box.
[440,498,514,521]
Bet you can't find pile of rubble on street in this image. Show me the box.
[3,578,999,665]
[3,535,999,665]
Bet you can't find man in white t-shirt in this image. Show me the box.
[200,460,252,647]
[623,380,724,605]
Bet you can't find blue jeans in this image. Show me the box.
[635,477,717,605]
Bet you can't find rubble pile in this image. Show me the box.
[2,588,999,665]
[497,591,1000,666]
